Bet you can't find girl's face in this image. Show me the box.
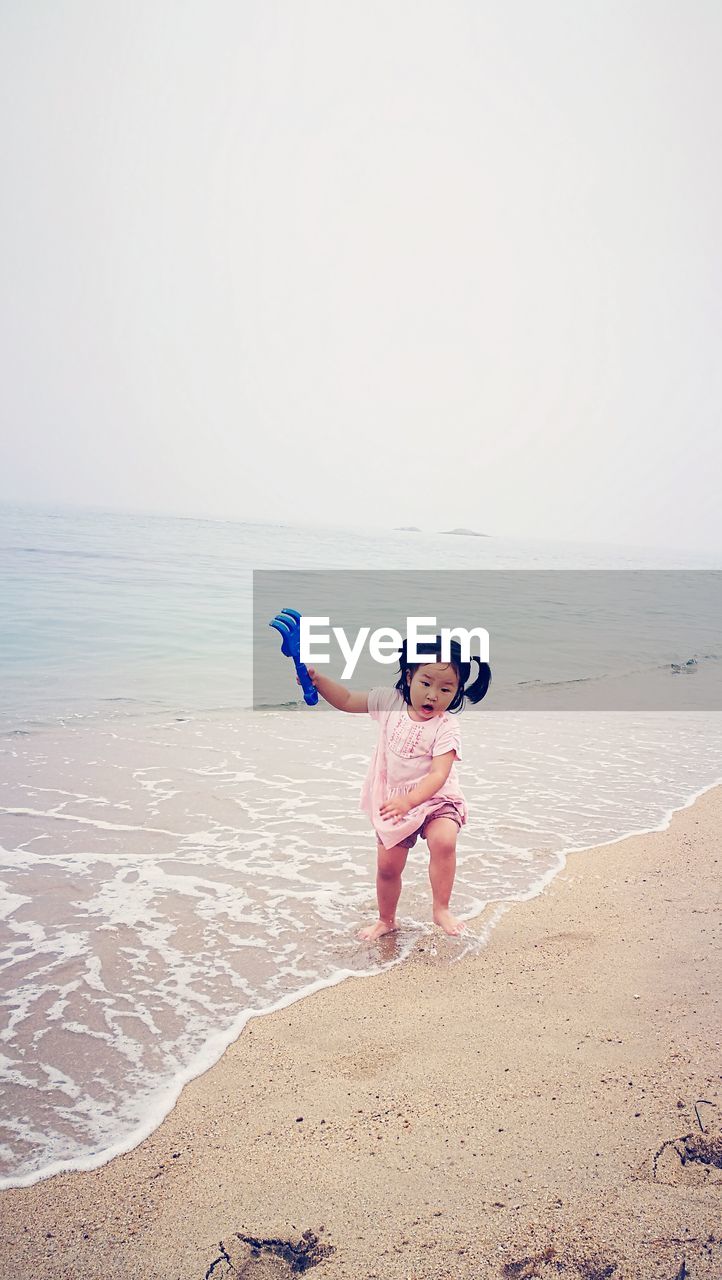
[406,662,459,720]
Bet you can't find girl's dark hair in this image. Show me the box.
[394,636,491,713]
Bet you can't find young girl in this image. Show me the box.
[303,637,491,940]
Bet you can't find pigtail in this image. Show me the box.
[394,639,413,703]
[463,657,492,705]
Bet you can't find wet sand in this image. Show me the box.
[1,783,720,1280]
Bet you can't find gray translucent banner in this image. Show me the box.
[254,570,722,711]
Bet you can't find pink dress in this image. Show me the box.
[360,687,467,850]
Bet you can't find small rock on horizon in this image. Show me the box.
[440,527,489,537]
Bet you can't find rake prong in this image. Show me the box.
[271,610,302,656]
[269,617,293,656]
[278,611,301,632]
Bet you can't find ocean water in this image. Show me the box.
[1,503,721,1187]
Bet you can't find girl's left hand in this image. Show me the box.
[380,796,413,823]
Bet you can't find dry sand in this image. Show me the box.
[1,784,720,1280]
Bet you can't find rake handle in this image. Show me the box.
[295,657,319,706]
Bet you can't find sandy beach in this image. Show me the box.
[1,783,720,1280]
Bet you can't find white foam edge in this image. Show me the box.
[460,772,722,922]
[0,956,403,1191]
[2,772,720,1192]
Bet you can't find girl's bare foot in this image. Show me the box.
[357,919,397,941]
[433,907,465,936]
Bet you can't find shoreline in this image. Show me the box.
[3,773,720,1195]
[1,783,721,1278]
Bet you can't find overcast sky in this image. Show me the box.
[1,1,720,551]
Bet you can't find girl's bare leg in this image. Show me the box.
[357,840,409,940]
[426,817,465,936]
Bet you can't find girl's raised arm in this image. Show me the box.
[303,668,369,713]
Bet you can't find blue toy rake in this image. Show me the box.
[268,607,319,706]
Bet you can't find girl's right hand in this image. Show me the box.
[298,666,319,688]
